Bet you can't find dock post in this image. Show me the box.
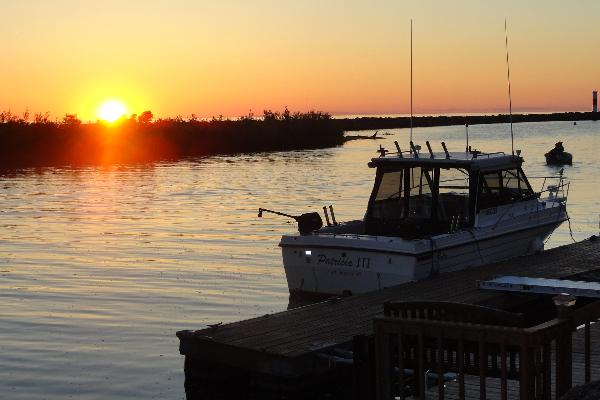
[585,322,591,383]
[519,337,535,400]
[556,331,573,397]
[374,323,391,400]
[553,294,576,397]
[354,335,376,400]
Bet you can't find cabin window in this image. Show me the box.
[407,167,433,218]
[375,170,403,201]
[479,168,534,209]
[371,170,405,219]
[502,169,534,199]
[437,168,470,224]
[369,167,435,221]
[366,165,474,238]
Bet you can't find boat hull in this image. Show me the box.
[281,212,565,297]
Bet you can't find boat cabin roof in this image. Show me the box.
[369,151,523,172]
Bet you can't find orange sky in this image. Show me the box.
[1,0,598,120]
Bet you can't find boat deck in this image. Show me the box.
[178,237,600,382]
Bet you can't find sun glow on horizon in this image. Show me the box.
[97,100,128,123]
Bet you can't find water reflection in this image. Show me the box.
[0,121,598,399]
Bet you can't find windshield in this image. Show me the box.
[370,170,405,220]
[366,166,470,238]
[438,167,469,223]
[479,168,534,209]
[407,167,434,219]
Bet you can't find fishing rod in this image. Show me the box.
[258,208,323,235]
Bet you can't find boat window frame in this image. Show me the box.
[366,164,476,232]
[476,167,535,211]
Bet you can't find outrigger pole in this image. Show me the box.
[504,18,515,156]
[410,19,413,153]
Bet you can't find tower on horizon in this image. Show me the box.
[594,90,598,113]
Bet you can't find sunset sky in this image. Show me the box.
[1,0,599,120]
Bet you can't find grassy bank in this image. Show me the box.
[0,110,344,167]
[0,110,597,168]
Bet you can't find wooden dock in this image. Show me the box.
[177,237,600,399]
[438,320,600,399]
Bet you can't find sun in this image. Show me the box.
[97,100,128,123]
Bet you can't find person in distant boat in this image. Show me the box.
[545,140,573,165]
[547,141,564,158]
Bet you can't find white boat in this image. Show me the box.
[276,145,568,298]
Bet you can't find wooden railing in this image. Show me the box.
[373,300,600,400]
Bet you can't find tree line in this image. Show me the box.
[0,108,343,167]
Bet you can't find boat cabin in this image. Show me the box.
[364,151,535,239]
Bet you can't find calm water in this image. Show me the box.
[1,121,598,399]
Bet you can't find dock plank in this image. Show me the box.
[178,238,600,363]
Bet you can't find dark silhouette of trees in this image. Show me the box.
[3,107,594,168]
[33,112,51,124]
[0,108,344,167]
[137,110,153,124]
[263,109,331,121]
[62,114,81,125]
[0,110,18,123]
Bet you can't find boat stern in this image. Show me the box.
[280,234,420,296]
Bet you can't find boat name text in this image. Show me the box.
[317,254,371,269]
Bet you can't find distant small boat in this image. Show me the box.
[545,151,573,166]
[545,141,572,165]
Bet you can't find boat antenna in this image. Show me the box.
[504,18,514,156]
[409,19,413,153]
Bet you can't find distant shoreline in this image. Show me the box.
[336,111,598,132]
[0,111,596,168]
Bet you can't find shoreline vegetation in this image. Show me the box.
[0,109,597,168]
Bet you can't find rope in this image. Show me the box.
[545,209,576,244]
[566,210,577,243]
[466,228,485,265]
